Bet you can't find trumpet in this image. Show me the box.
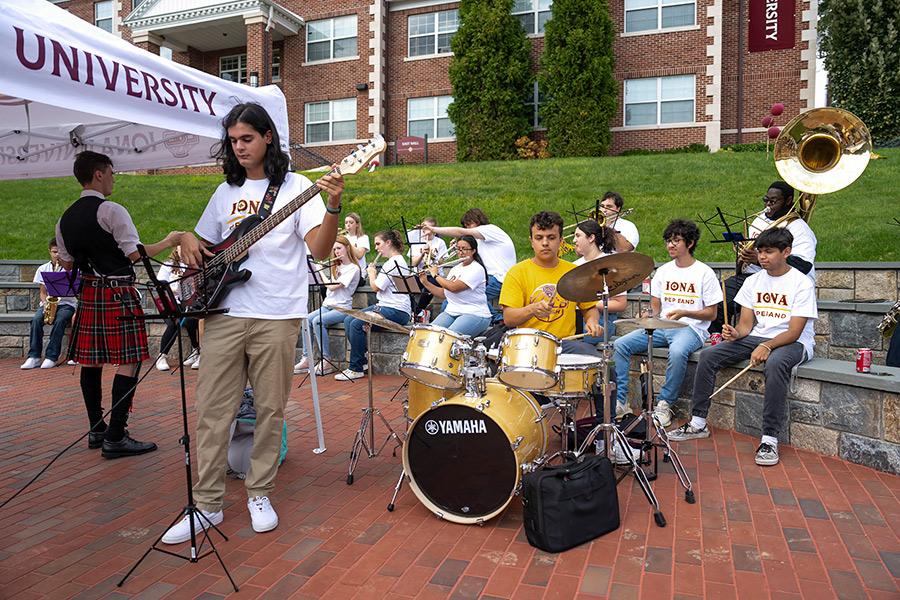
[562,207,635,231]
[44,296,59,325]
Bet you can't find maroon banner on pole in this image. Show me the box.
[748,0,796,53]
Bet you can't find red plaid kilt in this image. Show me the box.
[68,282,149,365]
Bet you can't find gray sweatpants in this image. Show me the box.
[690,336,805,438]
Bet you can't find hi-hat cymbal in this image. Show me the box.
[332,306,410,334]
[616,317,687,330]
[557,253,654,302]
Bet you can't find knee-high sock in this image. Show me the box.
[80,367,105,432]
[107,374,137,441]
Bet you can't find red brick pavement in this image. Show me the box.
[0,359,898,599]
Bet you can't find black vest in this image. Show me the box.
[59,195,134,277]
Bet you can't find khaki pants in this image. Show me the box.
[193,314,300,512]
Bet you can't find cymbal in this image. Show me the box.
[557,253,654,301]
[616,317,688,330]
[331,306,410,334]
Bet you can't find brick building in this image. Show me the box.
[52,0,816,166]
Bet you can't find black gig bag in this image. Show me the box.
[521,454,620,553]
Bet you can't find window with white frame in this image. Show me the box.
[271,49,282,82]
[306,15,358,62]
[94,1,113,33]
[408,9,459,57]
[306,98,357,143]
[219,54,247,84]
[624,75,695,126]
[624,0,695,33]
[160,47,173,61]
[525,82,546,129]
[512,0,552,35]
[407,96,454,139]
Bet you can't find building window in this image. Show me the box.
[306,15,358,62]
[624,75,695,126]
[219,54,247,84]
[624,0,695,33]
[408,10,459,57]
[94,1,113,33]
[525,82,545,129]
[160,47,173,61]
[272,49,282,82]
[306,98,357,143]
[407,96,454,139]
[512,0,552,35]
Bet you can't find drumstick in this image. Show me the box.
[720,275,728,326]
[563,333,588,341]
[709,363,753,399]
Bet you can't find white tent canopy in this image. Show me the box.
[0,0,290,180]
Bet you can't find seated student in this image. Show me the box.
[598,191,640,251]
[294,235,361,375]
[409,216,449,320]
[613,219,722,427]
[336,230,412,381]
[344,212,371,273]
[21,237,78,370]
[572,220,628,344]
[154,246,201,371]
[669,228,817,467]
[417,235,492,337]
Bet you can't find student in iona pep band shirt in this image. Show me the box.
[613,220,722,428]
[669,228,817,468]
[168,103,344,543]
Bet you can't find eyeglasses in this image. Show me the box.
[457,246,474,253]
[665,237,684,246]
[762,196,781,205]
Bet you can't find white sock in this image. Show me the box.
[761,435,778,447]
[690,416,707,430]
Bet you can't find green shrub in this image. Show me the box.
[620,143,710,156]
[719,142,768,152]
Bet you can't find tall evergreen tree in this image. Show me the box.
[819,0,900,142]
[539,0,617,156]
[448,0,533,161]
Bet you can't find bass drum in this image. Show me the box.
[406,379,462,422]
[403,379,548,524]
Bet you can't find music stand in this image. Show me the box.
[302,256,344,378]
[117,246,236,592]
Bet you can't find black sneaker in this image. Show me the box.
[88,431,105,449]
[101,434,157,459]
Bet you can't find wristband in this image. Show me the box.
[325,203,342,215]
[759,343,773,352]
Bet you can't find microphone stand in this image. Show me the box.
[117,246,236,592]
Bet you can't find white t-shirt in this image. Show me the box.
[443,260,491,318]
[195,172,326,319]
[410,236,448,268]
[611,217,640,250]
[735,267,818,360]
[745,215,817,281]
[35,261,77,308]
[346,234,370,270]
[374,254,412,314]
[651,259,723,342]
[474,224,516,282]
[157,261,189,302]
[323,263,361,310]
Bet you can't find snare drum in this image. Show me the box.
[400,325,468,389]
[543,354,604,398]
[497,328,561,391]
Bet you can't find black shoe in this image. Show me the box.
[101,434,157,459]
[88,431,105,449]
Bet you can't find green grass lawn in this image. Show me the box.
[2,148,898,263]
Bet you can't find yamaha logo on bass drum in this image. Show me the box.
[424,419,488,435]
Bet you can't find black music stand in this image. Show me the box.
[117,246,236,592]
[300,256,344,379]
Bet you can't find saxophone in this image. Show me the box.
[877,301,900,338]
[44,296,59,325]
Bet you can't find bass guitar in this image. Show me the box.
[181,136,385,311]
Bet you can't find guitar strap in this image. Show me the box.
[257,181,282,219]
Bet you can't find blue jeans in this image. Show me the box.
[302,306,347,360]
[29,303,75,361]
[344,305,410,372]
[432,311,492,337]
[613,327,703,407]
[577,312,619,346]
[442,274,503,323]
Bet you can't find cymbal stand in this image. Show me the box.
[616,326,695,504]
[346,323,403,485]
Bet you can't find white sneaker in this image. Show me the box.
[293,357,309,374]
[67,360,77,366]
[155,356,171,371]
[247,496,278,533]
[20,357,41,369]
[161,509,224,544]
[191,356,200,370]
[596,438,642,465]
[755,443,780,466]
[182,349,200,367]
[40,358,58,369]
[315,363,335,376]
[334,369,365,381]
[653,401,673,428]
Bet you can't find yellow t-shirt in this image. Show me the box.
[499,259,597,339]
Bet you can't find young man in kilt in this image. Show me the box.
[57,151,185,458]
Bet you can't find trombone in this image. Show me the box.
[561,207,635,232]
[558,207,636,256]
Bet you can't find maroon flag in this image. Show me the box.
[748,0,796,52]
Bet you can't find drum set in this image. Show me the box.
[342,253,696,528]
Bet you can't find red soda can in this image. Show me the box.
[709,333,723,345]
[856,348,872,373]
